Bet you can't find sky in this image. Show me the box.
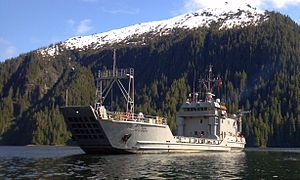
[1,0,300,62]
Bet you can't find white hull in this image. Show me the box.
[61,106,245,154]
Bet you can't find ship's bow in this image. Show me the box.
[60,106,127,154]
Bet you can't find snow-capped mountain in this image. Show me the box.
[38,2,268,57]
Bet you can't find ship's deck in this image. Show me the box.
[97,110,168,125]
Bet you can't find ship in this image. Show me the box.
[61,51,246,154]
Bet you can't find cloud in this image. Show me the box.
[271,0,300,8]
[76,19,93,34]
[4,46,17,58]
[182,0,300,12]
[67,19,75,28]
[0,38,17,61]
[66,19,93,35]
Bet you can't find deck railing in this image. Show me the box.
[104,111,168,125]
[174,136,222,145]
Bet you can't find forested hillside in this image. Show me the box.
[0,12,299,147]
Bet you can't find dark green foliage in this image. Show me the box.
[0,12,300,147]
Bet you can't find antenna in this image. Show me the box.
[199,64,220,102]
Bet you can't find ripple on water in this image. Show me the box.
[0,147,300,179]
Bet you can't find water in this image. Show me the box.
[0,146,299,179]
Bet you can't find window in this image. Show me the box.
[194,131,198,135]
[200,119,203,124]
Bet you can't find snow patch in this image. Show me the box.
[38,3,268,57]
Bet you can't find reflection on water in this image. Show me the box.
[0,146,299,179]
[68,152,247,179]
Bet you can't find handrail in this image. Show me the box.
[97,68,134,79]
[174,136,222,145]
[104,111,168,125]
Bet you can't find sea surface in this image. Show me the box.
[0,146,299,179]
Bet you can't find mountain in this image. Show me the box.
[0,2,300,147]
[38,3,267,57]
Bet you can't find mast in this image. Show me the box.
[200,64,219,102]
[94,49,134,114]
